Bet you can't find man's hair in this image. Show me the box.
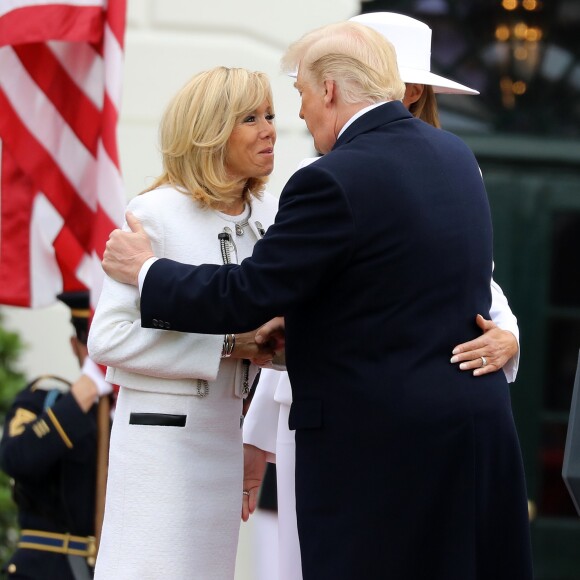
[144,67,273,207]
[282,21,405,105]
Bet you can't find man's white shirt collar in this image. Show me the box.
[338,101,391,139]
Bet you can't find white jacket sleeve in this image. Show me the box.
[243,369,283,459]
[87,196,222,380]
[490,277,520,383]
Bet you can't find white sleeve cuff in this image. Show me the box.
[243,369,282,455]
[138,257,159,295]
[490,277,520,382]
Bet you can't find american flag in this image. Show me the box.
[0,0,127,309]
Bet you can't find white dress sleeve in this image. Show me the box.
[490,277,520,383]
[243,368,282,459]
[87,195,222,380]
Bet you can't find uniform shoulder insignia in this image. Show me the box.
[8,408,38,437]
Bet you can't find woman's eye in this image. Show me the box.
[266,114,275,121]
[243,115,256,123]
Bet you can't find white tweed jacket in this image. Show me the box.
[88,185,279,397]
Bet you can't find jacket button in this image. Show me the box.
[152,319,158,327]
[7,563,16,574]
[165,322,171,329]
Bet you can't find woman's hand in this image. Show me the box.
[450,314,518,377]
[242,444,268,521]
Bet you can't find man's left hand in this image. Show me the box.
[102,211,154,286]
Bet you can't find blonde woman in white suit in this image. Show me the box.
[88,67,278,579]
[242,13,521,580]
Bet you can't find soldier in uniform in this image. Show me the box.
[0,291,112,580]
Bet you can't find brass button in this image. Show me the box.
[7,563,16,573]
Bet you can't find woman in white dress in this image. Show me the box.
[242,13,522,580]
[88,66,279,579]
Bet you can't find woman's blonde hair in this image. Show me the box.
[282,21,405,105]
[144,67,273,208]
[409,85,441,128]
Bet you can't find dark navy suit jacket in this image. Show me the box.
[141,101,532,580]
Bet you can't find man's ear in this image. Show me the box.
[323,79,336,105]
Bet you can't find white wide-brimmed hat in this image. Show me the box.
[349,12,479,95]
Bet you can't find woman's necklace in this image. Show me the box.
[216,204,252,236]
[234,215,249,236]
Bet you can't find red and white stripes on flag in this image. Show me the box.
[0,0,127,308]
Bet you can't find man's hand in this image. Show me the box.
[102,211,154,286]
[71,357,113,412]
[255,317,285,353]
[450,314,519,377]
[233,330,277,366]
[71,375,100,412]
[254,317,286,368]
[242,444,268,522]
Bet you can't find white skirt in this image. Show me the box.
[95,385,244,579]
